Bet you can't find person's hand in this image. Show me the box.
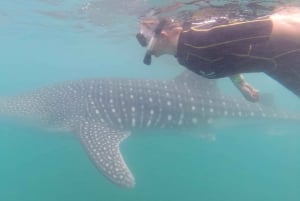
[237,82,260,102]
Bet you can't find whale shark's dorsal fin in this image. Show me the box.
[78,120,134,188]
[174,71,219,94]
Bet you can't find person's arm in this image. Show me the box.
[230,74,259,102]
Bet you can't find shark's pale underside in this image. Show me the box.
[0,71,298,188]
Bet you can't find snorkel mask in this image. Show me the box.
[136,19,167,65]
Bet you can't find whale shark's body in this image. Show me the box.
[0,72,297,188]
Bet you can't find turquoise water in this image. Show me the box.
[0,1,300,201]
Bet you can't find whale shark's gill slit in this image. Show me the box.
[157,107,164,128]
[139,104,145,127]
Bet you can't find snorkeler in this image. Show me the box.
[136,6,300,102]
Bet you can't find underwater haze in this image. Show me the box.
[0,1,300,201]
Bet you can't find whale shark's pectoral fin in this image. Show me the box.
[77,121,135,188]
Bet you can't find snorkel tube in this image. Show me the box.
[143,19,168,65]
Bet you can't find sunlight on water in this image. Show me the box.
[0,1,300,201]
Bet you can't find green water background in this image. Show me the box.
[0,1,300,201]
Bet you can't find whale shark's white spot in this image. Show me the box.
[192,118,198,124]
[209,99,213,104]
[179,103,183,108]
[130,95,134,99]
[149,98,153,102]
[191,106,196,111]
[224,111,228,116]
[95,109,99,114]
[139,105,145,124]
[210,108,214,113]
[250,112,255,116]
[167,101,171,106]
[166,92,170,96]
[112,108,116,113]
[190,97,195,102]
[168,115,172,121]
[222,101,226,106]
[150,110,154,115]
[131,107,135,112]
[238,111,242,116]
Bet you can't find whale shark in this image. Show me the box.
[0,71,298,188]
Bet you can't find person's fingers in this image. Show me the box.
[249,88,259,102]
[243,85,259,102]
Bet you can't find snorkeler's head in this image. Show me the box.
[136,18,178,65]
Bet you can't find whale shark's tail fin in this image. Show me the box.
[0,95,40,119]
[0,97,19,116]
[0,97,25,122]
[174,70,219,94]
